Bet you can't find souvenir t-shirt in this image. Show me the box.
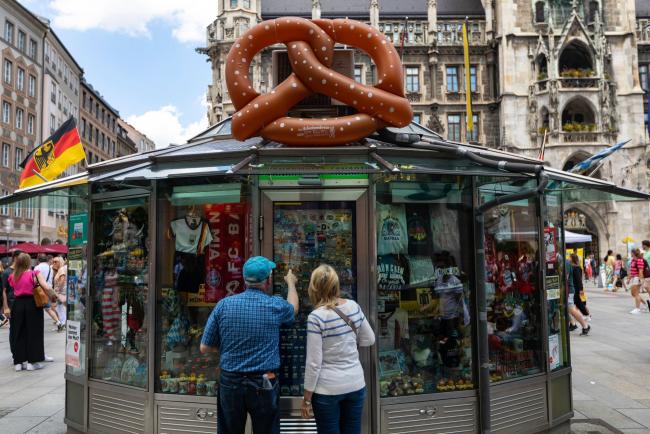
[406,206,430,255]
[407,256,435,286]
[377,255,409,290]
[377,203,408,256]
[170,217,213,255]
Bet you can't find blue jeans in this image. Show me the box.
[312,387,365,434]
[217,370,280,434]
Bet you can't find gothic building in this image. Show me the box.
[200,0,650,260]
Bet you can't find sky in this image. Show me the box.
[20,0,217,148]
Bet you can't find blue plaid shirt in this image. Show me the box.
[201,288,294,373]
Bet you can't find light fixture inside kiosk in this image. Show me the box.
[170,183,242,206]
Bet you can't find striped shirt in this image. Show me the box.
[630,258,645,277]
[304,300,375,395]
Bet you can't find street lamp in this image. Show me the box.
[3,218,14,253]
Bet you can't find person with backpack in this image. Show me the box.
[627,248,649,314]
[301,264,375,433]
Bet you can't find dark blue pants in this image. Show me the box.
[217,371,280,434]
[312,387,365,434]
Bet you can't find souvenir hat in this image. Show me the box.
[243,256,276,283]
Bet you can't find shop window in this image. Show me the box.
[376,175,474,398]
[354,65,363,84]
[545,193,569,371]
[156,179,252,396]
[480,180,543,382]
[446,66,459,92]
[466,113,479,142]
[89,196,150,387]
[406,67,420,93]
[469,66,477,92]
[447,114,461,142]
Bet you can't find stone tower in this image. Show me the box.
[199,0,261,125]
[491,0,648,256]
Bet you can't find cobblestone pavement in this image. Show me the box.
[0,282,648,433]
[0,316,65,434]
[570,282,650,434]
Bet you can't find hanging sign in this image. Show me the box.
[226,17,412,145]
[65,320,81,368]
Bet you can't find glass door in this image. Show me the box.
[261,189,369,425]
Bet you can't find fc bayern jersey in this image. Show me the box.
[170,218,213,254]
[376,203,408,256]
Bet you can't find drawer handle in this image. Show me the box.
[196,409,215,420]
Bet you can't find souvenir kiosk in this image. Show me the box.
[2,17,648,434]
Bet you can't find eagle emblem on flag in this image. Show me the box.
[33,141,55,171]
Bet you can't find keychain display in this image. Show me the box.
[272,202,357,396]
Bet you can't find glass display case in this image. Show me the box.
[89,196,149,387]
[375,174,474,397]
[481,181,543,382]
[545,192,569,371]
[271,201,357,397]
[155,179,251,396]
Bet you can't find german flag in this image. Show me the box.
[19,117,86,189]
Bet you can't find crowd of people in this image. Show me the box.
[0,250,68,372]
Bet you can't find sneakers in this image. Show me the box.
[569,324,578,332]
[43,355,54,362]
[14,364,22,372]
[630,308,642,315]
[25,363,43,371]
[57,323,65,332]
[580,326,591,336]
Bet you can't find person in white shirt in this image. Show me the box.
[34,254,62,332]
[301,264,375,434]
[52,256,68,326]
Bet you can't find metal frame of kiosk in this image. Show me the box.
[5,125,643,434]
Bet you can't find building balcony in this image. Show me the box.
[559,77,599,89]
[536,79,548,92]
[406,92,422,103]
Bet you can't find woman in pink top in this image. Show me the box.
[8,253,53,371]
[627,249,648,315]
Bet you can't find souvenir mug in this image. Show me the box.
[178,379,189,394]
[168,378,179,394]
[205,380,217,397]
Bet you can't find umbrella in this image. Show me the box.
[9,242,43,254]
[44,244,68,254]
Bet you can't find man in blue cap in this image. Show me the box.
[201,256,298,434]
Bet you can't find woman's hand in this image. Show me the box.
[284,269,297,287]
[3,307,10,318]
[300,400,312,419]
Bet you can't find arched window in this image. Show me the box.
[535,1,545,23]
[561,98,596,130]
[559,40,594,76]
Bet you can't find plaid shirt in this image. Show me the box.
[201,288,294,373]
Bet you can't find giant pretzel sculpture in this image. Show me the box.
[226,17,413,146]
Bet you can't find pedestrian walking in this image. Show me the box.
[585,256,593,281]
[570,254,591,334]
[590,255,597,283]
[200,256,298,434]
[613,254,624,292]
[566,258,589,334]
[52,256,67,329]
[3,250,22,361]
[604,250,615,291]
[627,248,648,314]
[34,254,62,331]
[300,264,375,434]
[9,253,55,371]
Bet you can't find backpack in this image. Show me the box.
[644,259,650,278]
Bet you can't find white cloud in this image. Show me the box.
[47,0,214,43]
[127,105,208,149]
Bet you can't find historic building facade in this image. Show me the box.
[201,0,650,260]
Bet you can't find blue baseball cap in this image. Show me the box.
[243,256,276,283]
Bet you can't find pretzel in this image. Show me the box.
[226,17,413,146]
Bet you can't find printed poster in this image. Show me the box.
[68,213,88,246]
[548,333,560,370]
[65,320,81,368]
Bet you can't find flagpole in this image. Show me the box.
[462,17,474,140]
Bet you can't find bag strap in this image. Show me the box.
[331,305,358,336]
[32,271,39,289]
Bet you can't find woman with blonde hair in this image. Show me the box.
[299,264,375,434]
[9,252,54,371]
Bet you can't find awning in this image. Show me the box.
[565,231,593,243]
[0,172,87,206]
